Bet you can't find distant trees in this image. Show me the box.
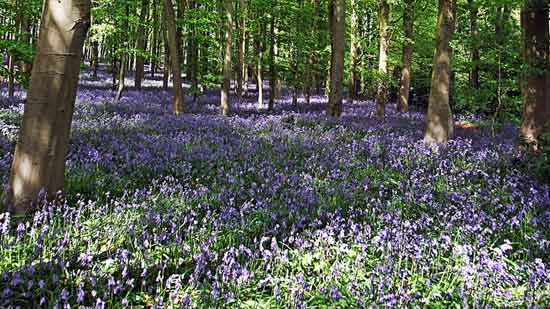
[4,0,91,212]
[4,0,550,214]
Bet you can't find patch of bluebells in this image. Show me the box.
[0,71,549,307]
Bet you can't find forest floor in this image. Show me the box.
[0,67,549,307]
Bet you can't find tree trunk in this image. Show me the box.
[178,0,186,63]
[237,0,247,97]
[397,0,413,113]
[468,0,479,89]
[424,0,456,144]
[348,0,359,101]
[163,40,169,90]
[327,0,345,117]
[151,0,159,77]
[164,0,185,114]
[375,0,390,118]
[519,0,549,145]
[4,0,90,213]
[135,0,149,90]
[256,25,264,108]
[115,2,129,102]
[91,41,99,79]
[18,10,32,74]
[221,0,233,116]
[269,12,276,111]
[7,51,15,97]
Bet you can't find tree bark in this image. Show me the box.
[237,0,247,97]
[348,0,359,101]
[221,0,233,116]
[163,40,169,90]
[327,0,345,117]
[163,0,185,114]
[519,0,549,145]
[256,24,264,108]
[115,2,129,102]
[151,0,159,77]
[91,41,99,79]
[176,0,186,66]
[269,11,276,111]
[424,0,456,144]
[135,0,149,90]
[4,0,91,213]
[375,0,390,118]
[397,0,413,113]
[7,50,15,97]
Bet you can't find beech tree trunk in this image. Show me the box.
[177,0,186,65]
[237,0,247,97]
[221,0,233,116]
[424,0,456,144]
[269,12,276,111]
[348,0,359,101]
[115,2,129,102]
[7,50,15,97]
[164,0,185,114]
[151,0,159,77]
[135,0,149,90]
[375,0,390,118]
[327,0,345,117]
[91,41,99,79]
[4,0,91,213]
[163,41,169,90]
[256,26,264,108]
[397,0,413,113]
[520,0,549,145]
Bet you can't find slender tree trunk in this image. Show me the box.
[151,0,159,77]
[327,0,345,117]
[4,0,90,213]
[468,0,479,89]
[177,0,186,65]
[256,26,264,108]
[348,0,359,101]
[115,2,129,102]
[424,0,456,143]
[221,0,233,116]
[135,0,149,90]
[519,0,549,145]
[397,0,413,113]
[111,50,118,90]
[164,0,185,114]
[237,0,247,97]
[91,41,99,79]
[269,12,276,111]
[163,40,169,90]
[7,50,15,97]
[18,9,32,74]
[375,0,390,118]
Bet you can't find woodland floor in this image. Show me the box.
[0,67,549,307]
